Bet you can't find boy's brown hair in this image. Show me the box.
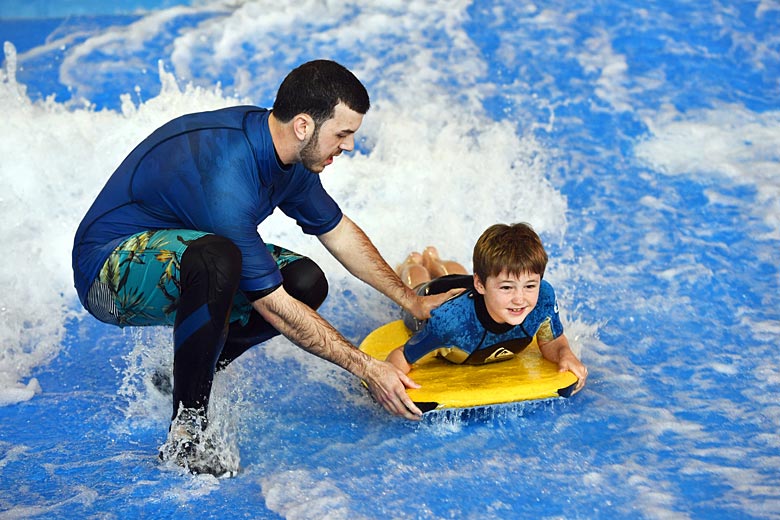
[472,223,548,282]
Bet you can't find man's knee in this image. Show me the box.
[180,234,242,289]
[281,257,328,309]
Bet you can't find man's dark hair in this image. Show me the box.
[272,60,370,125]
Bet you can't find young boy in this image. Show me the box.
[386,223,588,394]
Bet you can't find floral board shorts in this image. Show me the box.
[87,229,303,327]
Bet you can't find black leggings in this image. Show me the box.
[172,235,327,421]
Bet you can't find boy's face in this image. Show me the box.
[474,270,541,325]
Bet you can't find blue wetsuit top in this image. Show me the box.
[403,280,563,365]
[72,106,342,308]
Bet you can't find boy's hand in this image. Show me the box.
[558,353,588,395]
[539,335,588,395]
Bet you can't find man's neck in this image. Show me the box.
[267,112,297,166]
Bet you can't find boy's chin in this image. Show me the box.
[501,312,529,325]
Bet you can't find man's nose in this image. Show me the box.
[340,134,355,152]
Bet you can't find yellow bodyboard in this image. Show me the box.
[359,320,578,412]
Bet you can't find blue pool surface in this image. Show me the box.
[1,1,779,518]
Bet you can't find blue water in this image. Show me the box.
[1,1,779,519]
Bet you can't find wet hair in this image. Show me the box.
[472,223,548,282]
[272,60,370,125]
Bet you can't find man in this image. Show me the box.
[72,60,458,476]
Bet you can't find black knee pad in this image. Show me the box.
[281,257,328,310]
[179,234,242,326]
[180,234,242,295]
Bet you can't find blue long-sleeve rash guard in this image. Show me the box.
[72,106,342,308]
[403,280,564,365]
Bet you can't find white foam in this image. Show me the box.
[57,4,233,103]
[180,0,570,273]
[0,11,574,488]
[2,1,777,517]
[757,0,780,17]
[635,104,780,237]
[261,469,367,520]
[576,29,634,113]
[0,47,243,405]
[0,378,41,406]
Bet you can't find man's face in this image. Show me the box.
[299,102,364,173]
[474,270,541,325]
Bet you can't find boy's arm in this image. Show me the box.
[386,347,412,374]
[538,333,588,394]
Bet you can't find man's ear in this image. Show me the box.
[292,114,314,142]
[473,273,486,294]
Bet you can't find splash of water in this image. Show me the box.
[1,11,570,407]
[0,49,243,405]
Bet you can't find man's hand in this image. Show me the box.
[407,288,466,320]
[253,287,425,420]
[320,215,461,320]
[362,358,423,420]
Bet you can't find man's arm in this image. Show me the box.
[318,215,460,320]
[251,285,423,420]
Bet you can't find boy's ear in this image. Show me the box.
[473,273,486,294]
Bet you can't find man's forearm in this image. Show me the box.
[319,215,416,309]
[252,287,373,378]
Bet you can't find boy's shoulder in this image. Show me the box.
[529,280,557,314]
[428,289,480,327]
[439,286,477,307]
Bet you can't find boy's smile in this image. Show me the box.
[474,270,541,325]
